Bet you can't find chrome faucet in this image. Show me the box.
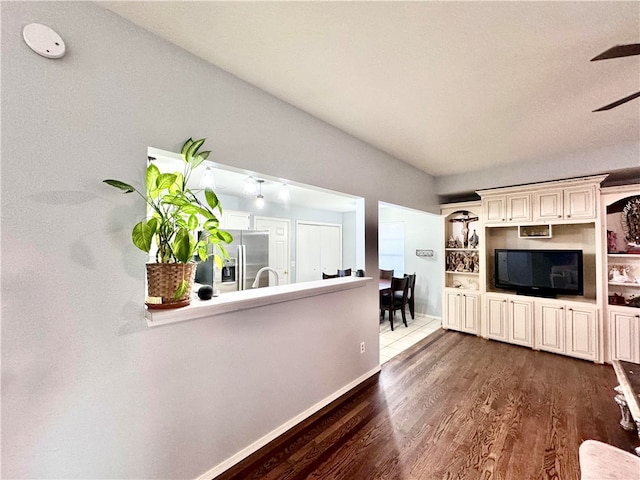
[252,267,280,288]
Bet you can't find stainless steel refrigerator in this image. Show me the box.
[195,230,270,292]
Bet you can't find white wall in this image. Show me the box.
[1,2,439,479]
[435,141,640,197]
[379,204,444,318]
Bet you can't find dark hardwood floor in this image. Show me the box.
[215,330,637,480]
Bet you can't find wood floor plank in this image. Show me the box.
[214,330,637,480]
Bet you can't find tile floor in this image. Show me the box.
[379,314,442,363]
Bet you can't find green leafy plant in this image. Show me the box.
[104,138,233,299]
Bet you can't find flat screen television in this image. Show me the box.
[494,249,584,297]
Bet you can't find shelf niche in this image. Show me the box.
[606,194,640,308]
[485,223,597,301]
[444,207,481,290]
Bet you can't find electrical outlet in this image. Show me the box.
[360,341,365,354]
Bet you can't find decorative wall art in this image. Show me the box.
[622,197,640,253]
[449,211,479,248]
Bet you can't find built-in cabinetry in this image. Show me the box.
[220,210,251,230]
[444,289,481,334]
[480,181,598,225]
[485,293,534,347]
[483,193,532,224]
[441,202,482,335]
[443,175,608,363]
[535,299,598,361]
[610,308,640,363]
[602,184,640,362]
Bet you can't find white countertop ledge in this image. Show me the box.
[145,276,372,327]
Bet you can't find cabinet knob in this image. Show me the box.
[567,214,571,218]
[557,215,562,218]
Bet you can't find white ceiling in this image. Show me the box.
[101,1,640,177]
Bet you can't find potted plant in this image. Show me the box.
[104,138,233,308]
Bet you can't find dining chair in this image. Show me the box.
[322,272,338,279]
[401,273,416,319]
[379,269,394,280]
[337,268,352,277]
[380,276,409,331]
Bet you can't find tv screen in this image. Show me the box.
[494,249,584,297]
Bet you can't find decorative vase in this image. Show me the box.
[145,262,197,309]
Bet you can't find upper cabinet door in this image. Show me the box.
[534,189,563,221]
[564,186,596,220]
[483,196,506,224]
[221,210,251,230]
[507,193,532,222]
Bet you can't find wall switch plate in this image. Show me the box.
[23,23,66,59]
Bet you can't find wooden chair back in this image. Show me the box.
[379,269,394,280]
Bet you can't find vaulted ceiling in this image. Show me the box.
[101,1,640,177]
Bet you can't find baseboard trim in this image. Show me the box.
[196,366,382,480]
[415,313,442,323]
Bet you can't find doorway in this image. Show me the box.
[378,202,444,363]
[254,216,291,286]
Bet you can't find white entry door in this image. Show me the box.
[254,216,291,285]
[296,222,342,282]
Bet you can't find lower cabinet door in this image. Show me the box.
[565,305,597,361]
[460,292,480,335]
[535,301,565,354]
[486,294,508,341]
[444,289,461,330]
[611,309,640,363]
[508,297,534,348]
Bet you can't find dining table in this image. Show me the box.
[379,279,391,293]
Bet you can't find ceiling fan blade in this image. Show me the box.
[593,91,640,112]
[591,43,640,61]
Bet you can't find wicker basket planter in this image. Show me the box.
[146,262,197,309]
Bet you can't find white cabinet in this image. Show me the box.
[564,186,596,220]
[603,186,640,361]
[444,288,480,335]
[484,196,506,224]
[486,294,508,341]
[535,301,566,354]
[532,186,596,222]
[480,178,602,225]
[508,297,535,348]
[565,304,598,361]
[221,210,251,230]
[485,293,533,346]
[507,193,532,222]
[535,300,598,360]
[610,308,640,363]
[534,189,563,221]
[483,194,531,224]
